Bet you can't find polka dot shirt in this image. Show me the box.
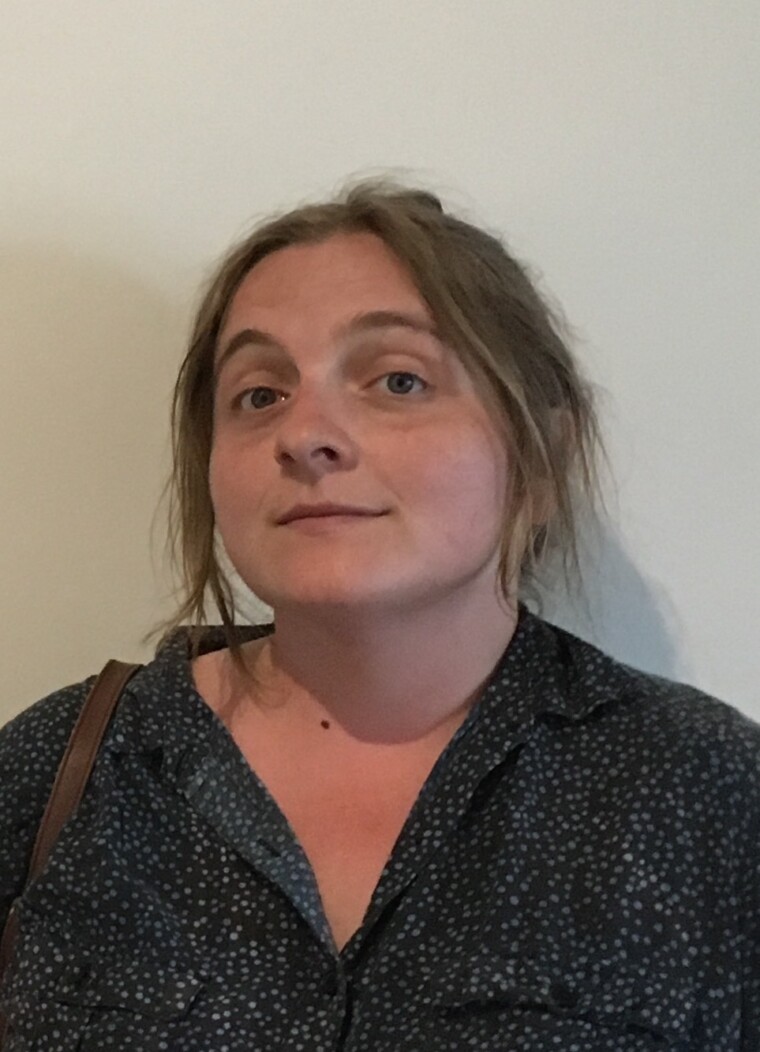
[1,604,758,1050]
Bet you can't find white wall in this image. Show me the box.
[1,1,758,720]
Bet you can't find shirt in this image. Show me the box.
[0,603,758,1051]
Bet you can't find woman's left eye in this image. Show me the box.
[377,371,428,395]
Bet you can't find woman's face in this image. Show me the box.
[210,231,511,616]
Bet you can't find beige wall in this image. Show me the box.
[1,1,758,720]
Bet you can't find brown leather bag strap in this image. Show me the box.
[27,660,141,882]
[0,659,141,1019]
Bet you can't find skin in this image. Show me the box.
[204,230,519,749]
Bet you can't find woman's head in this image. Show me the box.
[209,230,512,632]
[163,178,606,652]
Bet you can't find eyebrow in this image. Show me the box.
[215,309,443,378]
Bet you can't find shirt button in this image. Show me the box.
[322,972,340,997]
[549,982,579,1008]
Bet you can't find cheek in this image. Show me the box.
[208,441,261,527]
[406,427,509,531]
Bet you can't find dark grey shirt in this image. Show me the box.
[1,604,758,1050]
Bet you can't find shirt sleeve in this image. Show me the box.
[740,727,760,1049]
[0,679,93,932]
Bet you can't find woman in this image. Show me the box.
[1,179,757,1050]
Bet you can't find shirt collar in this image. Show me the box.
[117,603,625,780]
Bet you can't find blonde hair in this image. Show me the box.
[157,177,608,660]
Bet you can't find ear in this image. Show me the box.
[531,478,555,526]
[531,409,575,525]
[549,406,576,449]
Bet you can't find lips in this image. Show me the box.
[277,504,385,525]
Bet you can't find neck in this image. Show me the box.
[241,589,520,745]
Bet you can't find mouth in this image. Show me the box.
[277,505,387,526]
[281,511,388,528]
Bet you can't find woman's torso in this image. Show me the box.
[1,613,756,1050]
[191,643,468,951]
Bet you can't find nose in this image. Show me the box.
[273,390,359,477]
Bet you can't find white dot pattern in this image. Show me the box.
[0,604,758,1050]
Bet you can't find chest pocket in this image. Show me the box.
[430,952,697,1046]
[2,953,205,1050]
[53,958,204,1020]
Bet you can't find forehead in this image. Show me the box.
[221,232,430,335]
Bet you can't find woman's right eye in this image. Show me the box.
[234,387,284,411]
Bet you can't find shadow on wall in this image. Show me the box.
[535,516,690,686]
[0,244,184,711]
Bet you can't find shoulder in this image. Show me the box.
[0,676,96,793]
[564,622,753,732]
[544,615,760,802]
[0,676,96,909]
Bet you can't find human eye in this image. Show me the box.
[375,371,429,396]
[232,386,287,411]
